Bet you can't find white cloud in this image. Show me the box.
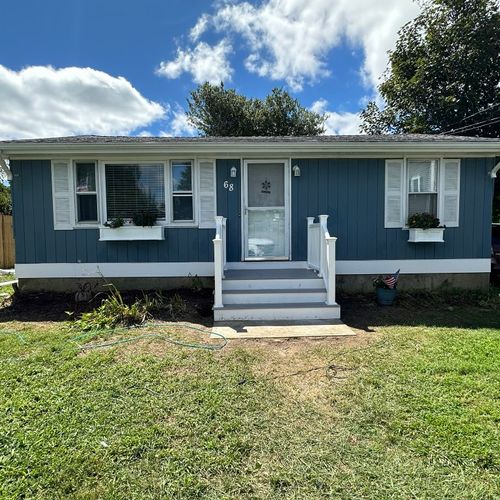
[190,14,209,42]
[311,98,361,135]
[159,107,198,137]
[0,65,165,140]
[182,0,419,91]
[156,40,233,84]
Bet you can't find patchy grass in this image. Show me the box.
[0,298,499,498]
[0,273,15,283]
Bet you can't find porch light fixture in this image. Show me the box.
[292,165,301,177]
[230,166,237,178]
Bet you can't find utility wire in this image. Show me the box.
[440,101,500,132]
[443,115,500,135]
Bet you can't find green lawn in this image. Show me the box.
[0,295,499,499]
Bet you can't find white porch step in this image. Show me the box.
[222,288,327,304]
[214,302,341,321]
[222,268,324,291]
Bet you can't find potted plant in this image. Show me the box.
[407,212,445,243]
[373,270,399,305]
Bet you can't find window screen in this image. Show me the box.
[171,161,193,221]
[407,160,438,218]
[105,164,165,220]
[75,162,98,223]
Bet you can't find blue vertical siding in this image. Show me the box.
[291,157,494,261]
[216,159,241,262]
[11,157,494,266]
[11,160,215,264]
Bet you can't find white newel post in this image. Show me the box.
[307,217,315,268]
[213,216,225,309]
[318,215,329,278]
[326,236,337,305]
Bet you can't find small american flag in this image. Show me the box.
[383,269,400,289]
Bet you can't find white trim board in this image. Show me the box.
[336,258,490,274]
[15,262,214,279]
[15,258,489,279]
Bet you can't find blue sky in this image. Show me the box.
[0,0,419,139]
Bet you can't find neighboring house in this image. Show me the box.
[1,135,499,321]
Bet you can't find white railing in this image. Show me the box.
[213,216,227,308]
[307,215,337,305]
[307,217,321,270]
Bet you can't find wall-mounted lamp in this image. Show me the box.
[230,166,237,178]
[292,165,301,177]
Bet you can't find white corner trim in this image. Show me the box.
[490,161,500,178]
[15,262,215,279]
[336,259,490,275]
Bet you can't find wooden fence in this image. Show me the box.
[0,215,15,269]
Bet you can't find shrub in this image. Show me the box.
[407,212,440,229]
[70,286,161,332]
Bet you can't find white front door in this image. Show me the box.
[242,160,290,260]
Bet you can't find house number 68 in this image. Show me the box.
[223,180,234,191]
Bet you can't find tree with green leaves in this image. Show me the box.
[187,83,325,136]
[0,184,11,215]
[360,0,500,137]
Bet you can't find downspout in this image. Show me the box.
[490,160,500,178]
[0,151,13,181]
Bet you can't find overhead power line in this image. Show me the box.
[441,114,500,135]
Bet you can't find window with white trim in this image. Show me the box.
[384,158,461,229]
[104,163,165,221]
[407,159,438,218]
[171,161,194,222]
[75,161,98,223]
[52,159,217,230]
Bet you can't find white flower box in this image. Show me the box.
[99,225,164,241]
[408,227,444,243]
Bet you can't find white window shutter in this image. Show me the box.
[198,160,216,228]
[440,159,460,227]
[51,160,75,230]
[385,159,404,228]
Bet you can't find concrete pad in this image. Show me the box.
[211,319,356,339]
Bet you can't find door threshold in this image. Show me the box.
[226,261,308,270]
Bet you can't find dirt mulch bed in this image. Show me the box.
[0,287,214,324]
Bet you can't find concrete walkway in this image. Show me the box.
[212,319,356,339]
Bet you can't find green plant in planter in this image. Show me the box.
[407,212,440,229]
[132,210,158,227]
[104,217,125,228]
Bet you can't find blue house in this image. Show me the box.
[1,135,498,321]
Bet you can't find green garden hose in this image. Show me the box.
[73,322,227,351]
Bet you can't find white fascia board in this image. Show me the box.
[3,141,500,159]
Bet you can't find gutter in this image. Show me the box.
[0,141,499,157]
[0,152,12,180]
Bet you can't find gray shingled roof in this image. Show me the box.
[0,134,498,145]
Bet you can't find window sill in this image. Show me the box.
[407,227,445,243]
[99,225,164,241]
